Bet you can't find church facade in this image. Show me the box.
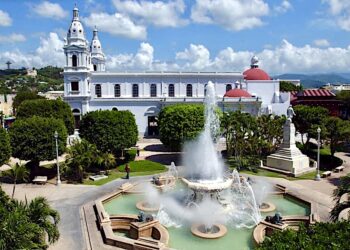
[63,7,290,136]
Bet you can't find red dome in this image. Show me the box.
[243,68,270,80]
[224,89,252,98]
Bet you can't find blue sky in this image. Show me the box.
[0,0,350,74]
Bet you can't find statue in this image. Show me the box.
[138,211,154,222]
[152,176,161,186]
[265,212,283,225]
[286,105,295,121]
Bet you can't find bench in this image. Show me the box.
[321,171,332,178]
[334,166,345,172]
[32,176,47,185]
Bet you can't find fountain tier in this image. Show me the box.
[182,178,233,193]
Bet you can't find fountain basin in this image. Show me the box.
[136,201,159,212]
[191,224,227,239]
[259,202,276,213]
[182,178,233,192]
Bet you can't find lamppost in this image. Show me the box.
[54,131,61,185]
[315,127,321,181]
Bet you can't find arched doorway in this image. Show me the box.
[72,109,81,129]
[145,107,160,136]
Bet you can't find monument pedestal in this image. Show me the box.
[266,120,314,177]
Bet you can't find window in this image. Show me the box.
[150,84,157,97]
[114,84,121,97]
[132,84,139,97]
[93,65,97,71]
[226,84,232,92]
[95,84,101,97]
[204,84,207,97]
[168,84,175,97]
[186,84,193,97]
[71,81,79,91]
[72,55,77,67]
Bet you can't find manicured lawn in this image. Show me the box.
[83,160,167,186]
[240,168,323,181]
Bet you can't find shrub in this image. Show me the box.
[16,99,74,134]
[125,149,137,162]
[79,110,138,155]
[12,91,45,113]
[228,156,260,172]
[0,127,11,166]
[9,116,67,164]
[158,104,204,151]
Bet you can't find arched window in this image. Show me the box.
[168,84,175,97]
[112,107,118,111]
[150,84,157,97]
[132,84,139,97]
[93,65,97,71]
[204,84,207,97]
[72,55,77,67]
[114,84,121,97]
[226,84,232,92]
[95,84,101,97]
[186,84,193,97]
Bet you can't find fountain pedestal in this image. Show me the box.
[129,220,159,240]
[267,120,313,177]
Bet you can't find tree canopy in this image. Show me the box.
[12,91,45,114]
[79,110,138,154]
[9,116,67,163]
[257,221,350,250]
[324,116,350,156]
[0,127,11,166]
[16,99,74,134]
[280,81,303,92]
[158,104,205,151]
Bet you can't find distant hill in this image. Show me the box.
[274,73,350,89]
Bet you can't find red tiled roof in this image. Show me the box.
[297,89,335,97]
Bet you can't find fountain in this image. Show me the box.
[156,81,261,238]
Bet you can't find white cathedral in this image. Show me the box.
[63,7,290,136]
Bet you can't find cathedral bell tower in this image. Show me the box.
[90,27,106,72]
[63,6,91,115]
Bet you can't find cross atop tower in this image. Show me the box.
[6,61,11,70]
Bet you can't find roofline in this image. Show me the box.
[91,71,243,77]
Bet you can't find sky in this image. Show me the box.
[0,0,350,74]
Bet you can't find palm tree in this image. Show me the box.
[331,174,350,221]
[66,140,97,182]
[3,162,29,198]
[27,197,60,244]
[96,152,116,172]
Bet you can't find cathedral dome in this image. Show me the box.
[243,56,271,81]
[224,89,252,98]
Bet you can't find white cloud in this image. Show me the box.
[191,0,269,31]
[0,33,26,43]
[0,10,12,26]
[83,12,147,40]
[32,1,68,19]
[313,39,330,47]
[0,33,64,68]
[112,0,188,27]
[176,44,211,70]
[322,0,350,31]
[274,0,292,14]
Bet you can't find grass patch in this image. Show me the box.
[240,168,323,181]
[83,160,167,186]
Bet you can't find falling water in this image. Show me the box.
[183,81,224,181]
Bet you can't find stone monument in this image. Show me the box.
[266,106,314,176]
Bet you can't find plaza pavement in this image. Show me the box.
[1,138,349,250]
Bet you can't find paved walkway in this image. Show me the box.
[1,138,349,250]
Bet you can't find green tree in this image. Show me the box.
[65,140,98,182]
[96,152,116,171]
[0,127,11,166]
[12,91,44,114]
[336,90,350,118]
[257,221,350,250]
[331,174,350,221]
[9,116,67,172]
[80,110,138,155]
[2,162,29,198]
[293,105,329,145]
[0,187,60,249]
[280,81,303,92]
[324,116,350,156]
[16,99,74,134]
[158,104,205,151]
